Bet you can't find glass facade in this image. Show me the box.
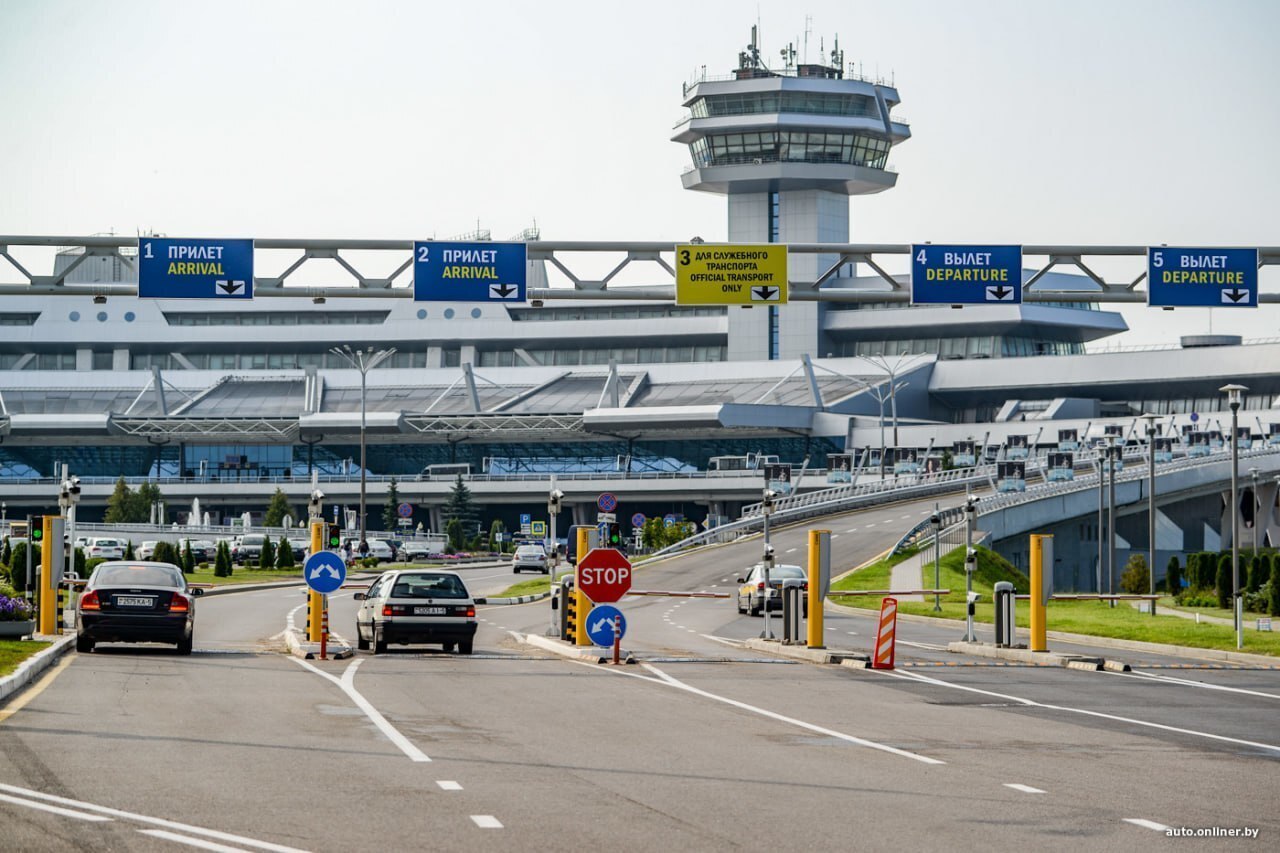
[690,131,891,170]
[690,92,879,120]
[182,444,295,480]
[130,350,430,370]
[831,337,1085,359]
[510,305,724,322]
[504,345,726,367]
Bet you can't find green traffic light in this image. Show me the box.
[328,535,341,548]
[31,527,43,541]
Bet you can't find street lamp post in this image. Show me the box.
[330,345,397,555]
[1096,449,1105,595]
[1250,467,1259,557]
[964,494,978,642]
[1142,413,1158,615]
[931,504,941,612]
[1220,383,1247,649]
[1106,434,1117,607]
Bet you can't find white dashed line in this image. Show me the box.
[845,528,858,533]
[1004,783,1045,794]
[0,791,111,822]
[471,816,503,829]
[1123,819,1171,832]
[136,829,248,852]
[865,522,876,527]
[437,781,463,791]
[846,631,858,635]
[785,548,797,554]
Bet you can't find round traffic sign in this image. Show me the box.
[1190,412,1200,422]
[585,604,626,647]
[631,512,646,527]
[303,550,347,594]
[397,502,413,519]
[577,547,632,603]
[597,492,618,512]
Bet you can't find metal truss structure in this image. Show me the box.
[2,236,1277,303]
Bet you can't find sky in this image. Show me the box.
[1,0,1277,346]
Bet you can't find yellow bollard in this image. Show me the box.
[39,516,62,636]
[574,527,593,646]
[308,520,325,642]
[1029,534,1049,652]
[807,529,828,648]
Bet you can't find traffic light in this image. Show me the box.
[328,529,341,549]
[605,522,622,548]
[548,489,563,515]
[31,523,43,543]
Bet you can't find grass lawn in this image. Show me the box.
[493,570,570,599]
[0,639,51,677]
[1155,595,1275,623]
[184,565,304,586]
[828,545,1280,656]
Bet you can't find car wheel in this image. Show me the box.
[513,567,520,574]
[373,626,387,655]
[356,623,369,651]
[176,634,193,656]
[76,634,94,654]
[443,642,456,653]
[459,640,473,655]
[736,595,745,614]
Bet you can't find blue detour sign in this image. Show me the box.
[303,551,347,594]
[414,241,527,302]
[1147,247,1257,307]
[911,244,1021,305]
[138,237,254,299]
[586,604,626,647]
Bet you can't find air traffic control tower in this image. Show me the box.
[673,28,911,361]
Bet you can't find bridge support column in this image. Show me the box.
[571,503,591,526]
[428,506,443,534]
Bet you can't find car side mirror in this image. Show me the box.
[473,597,486,605]
[736,577,745,584]
[189,588,205,596]
[352,592,366,601]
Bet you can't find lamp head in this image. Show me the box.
[1219,383,1248,409]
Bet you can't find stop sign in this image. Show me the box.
[577,548,632,603]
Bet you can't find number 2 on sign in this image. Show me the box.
[417,246,430,262]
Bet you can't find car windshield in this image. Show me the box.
[94,564,183,588]
[753,565,805,580]
[517,547,544,556]
[391,573,469,600]
[95,539,121,547]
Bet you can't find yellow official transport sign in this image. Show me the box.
[675,244,788,305]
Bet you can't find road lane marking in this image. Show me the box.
[291,658,431,762]
[876,669,1280,755]
[1123,819,1171,832]
[1118,670,1280,700]
[785,548,797,554]
[471,816,503,828]
[138,828,254,852]
[638,664,945,765]
[0,791,111,821]
[700,634,745,647]
[0,653,75,725]
[0,783,307,852]
[437,781,463,791]
[846,528,858,533]
[1003,784,1045,794]
[897,640,948,651]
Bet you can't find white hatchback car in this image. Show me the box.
[87,537,126,560]
[353,569,478,654]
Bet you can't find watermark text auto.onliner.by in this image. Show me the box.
[1166,826,1258,839]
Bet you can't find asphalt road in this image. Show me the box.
[1,495,1276,851]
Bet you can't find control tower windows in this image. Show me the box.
[690,92,879,120]
[691,131,890,170]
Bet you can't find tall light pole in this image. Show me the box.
[1096,448,1105,595]
[1106,434,1117,607]
[330,345,397,554]
[1141,413,1158,615]
[1250,467,1259,556]
[1220,383,1247,650]
[964,494,978,642]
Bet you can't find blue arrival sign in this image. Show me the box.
[138,237,254,299]
[413,241,527,302]
[1147,247,1258,307]
[911,244,1021,305]
[303,550,347,595]
[586,604,626,647]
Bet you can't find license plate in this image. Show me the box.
[116,596,154,608]
[414,606,446,615]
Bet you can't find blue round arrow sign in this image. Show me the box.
[303,550,347,594]
[585,604,626,647]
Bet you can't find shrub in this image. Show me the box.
[1244,584,1270,615]
[1119,554,1149,595]
[275,536,295,569]
[181,541,195,574]
[124,541,135,560]
[214,541,232,578]
[1271,559,1280,617]
[360,557,379,569]
[85,557,107,574]
[9,542,38,594]
[1174,590,1220,608]
[198,562,209,570]
[1215,554,1233,610]
[152,541,179,568]
[1247,555,1264,594]
[1,536,11,568]
[258,537,275,570]
[1165,555,1181,594]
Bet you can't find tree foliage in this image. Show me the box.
[9,542,36,594]
[446,518,464,554]
[258,537,276,570]
[264,488,295,528]
[1270,556,1280,617]
[275,535,295,569]
[442,474,478,531]
[214,541,232,578]
[1164,555,1181,594]
[1119,554,1149,595]
[382,477,402,532]
[181,540,195,574]
[152,541,179,568]
[1215,554,1233,610]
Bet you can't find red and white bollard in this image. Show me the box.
[872,597,898,670]
[612,616,622,665]
[320,594,329,661]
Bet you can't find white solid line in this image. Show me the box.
[437,781,463,791]
[292,658,431,762]
[471,815,503,828]
[0,791,112,822]
[0,783,307,852]
[1120,669,1280,700]
[138,828,254,852]
[1004,783,1046,794]
[700,634,745,647]
[866,522,876,526]
[785,548,797,553]
[897,640,948,651]
[1124,818,1172,832]
[846,631,859,635]
[639,664,944,765]
[880,669,1280,754]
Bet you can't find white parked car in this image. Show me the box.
[86,537,126,560]
[365,539,395,564]
[136,540,158,560]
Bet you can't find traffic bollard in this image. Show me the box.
[993,581,1016,647]
[781,579,804,644]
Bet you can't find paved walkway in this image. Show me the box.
[889,552,926,602]
[1128,600,1273,630]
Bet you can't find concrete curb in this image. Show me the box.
[742,637,868,665]
[283,627,354,660]
[946,641,1103,670]
[517,631,633,664]
[480,591,551,606]
[0,634,76,704]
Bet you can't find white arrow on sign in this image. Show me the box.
[309,563,343,580]
[590,616,618,634]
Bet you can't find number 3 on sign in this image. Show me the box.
[417,246,430,262]
[679,249,690,265]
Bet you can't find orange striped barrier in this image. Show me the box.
[872,597,898,670]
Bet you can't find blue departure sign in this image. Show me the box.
[413,241,527,302]
[138,237,254,299]
[911,244,1021,305]
[1147,247,1258,308]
